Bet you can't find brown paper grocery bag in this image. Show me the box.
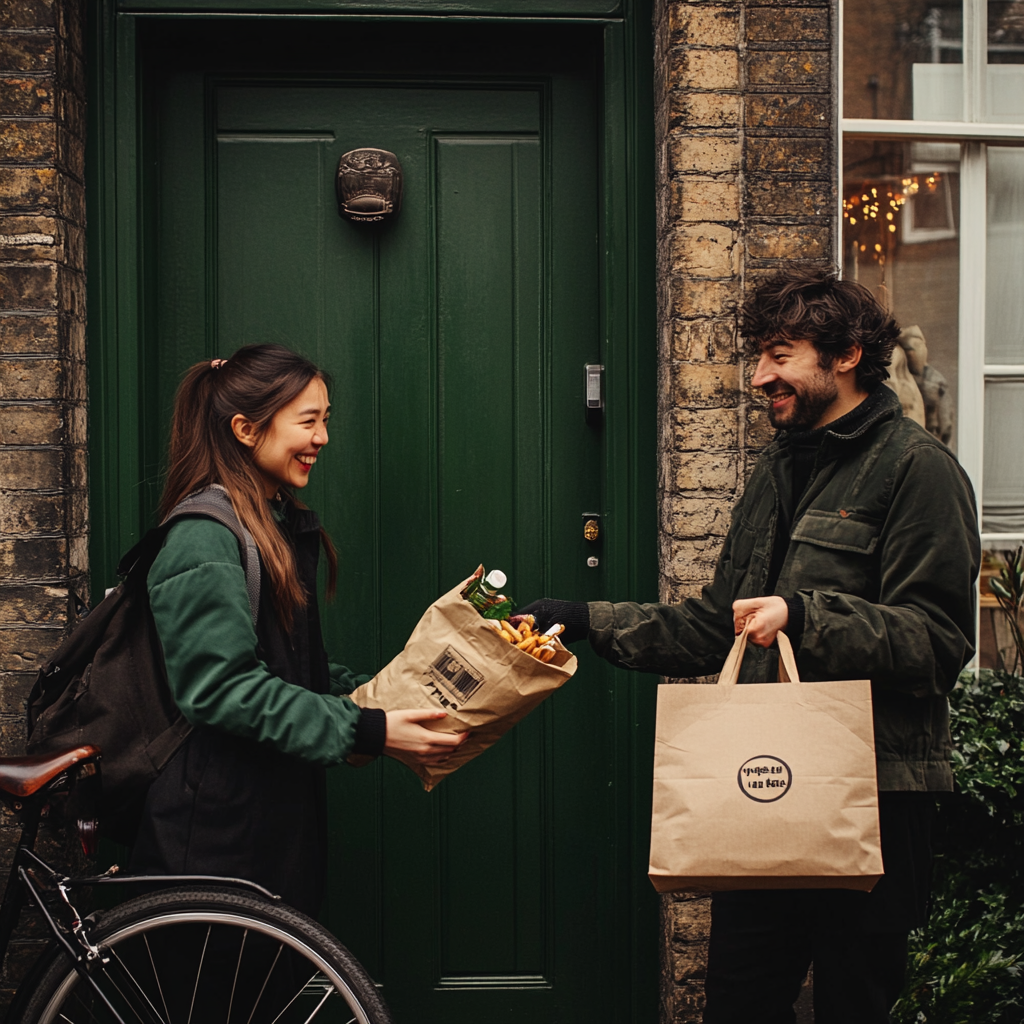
[350,573,577,791]
[648,627,882,894]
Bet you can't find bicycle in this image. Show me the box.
[0,744,394,1024]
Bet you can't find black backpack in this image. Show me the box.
[26,486,261,845]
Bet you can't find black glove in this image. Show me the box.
[514,599,590,645]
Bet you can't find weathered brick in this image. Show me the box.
[56,170,82,223]
[0,404,61,443]
[672,406,739,450]
[669,5,740,47]
[670,136,741,175]
[669,362,741,407]
[746,7,829,44]
[670,894,712,940]
[746,50,830,89]
[0,118,55,164]
[746,404,775,448]
[0,626,62,671]
[671,222,740,278]
[0,447,61,488]
[61,313,81,357]
[0,312,56,351]
[0,165,56,207]
[0,32,54,72]
[668,277,742,319]
[671,319,736,362]
[672,450,738,491]
[0,584,67,624]
[670,48,739,92]
[0,265,56,309]
[671,178,740,222]
[0,537,64,579]
[744,176,833,218]
[670,91,740,129]
[63,219,82,270]
[0,1,56,30]
[747,223,830,261]
[69,532,86,572]
[0,76,52,116]
[745,93,830,129]
[673,941,710,983]
[745,136,828,175]
[662,494,733,539]
[56,121,82,181]
[0,356,60,397]
[56,264,82,319]
[0,490,63,532]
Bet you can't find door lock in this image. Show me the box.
[582,513,601,542]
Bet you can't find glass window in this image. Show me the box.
[843,139,961,449]
[983,379,1024,531]
[987,1,1024,121]
[986,147,1024,363]
[844,0,964,120]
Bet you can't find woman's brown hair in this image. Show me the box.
[159,344,338,629]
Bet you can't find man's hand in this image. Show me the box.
[732,596,789,648]
[514,599,590,644]
[383,709,468,766]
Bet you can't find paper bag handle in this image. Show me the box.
[717,625,801,686]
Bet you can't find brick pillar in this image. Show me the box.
[654,0,834,1020]
[0,0,87,1008]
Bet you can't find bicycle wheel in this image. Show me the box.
[12,886,393,1024]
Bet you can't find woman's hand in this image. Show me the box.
[732,596,788,648]
[383,709,469,766]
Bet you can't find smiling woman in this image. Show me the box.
[232,377,331,497]
[129,344,467,922]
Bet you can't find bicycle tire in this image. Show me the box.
[11,886,394,1024]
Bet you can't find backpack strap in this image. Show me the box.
[160,485,261,627]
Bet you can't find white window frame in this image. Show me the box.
[839,0,1024,556]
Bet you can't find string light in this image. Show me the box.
[841,173,943,264]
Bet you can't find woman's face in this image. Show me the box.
[246,377,330,498]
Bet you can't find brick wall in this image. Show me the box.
[0,0,87,1007]
[653,0,835,1019]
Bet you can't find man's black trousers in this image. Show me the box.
[702,792,935,1024]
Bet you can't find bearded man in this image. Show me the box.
[520,269,980,1024]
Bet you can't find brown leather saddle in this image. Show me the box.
[0,746,99,800]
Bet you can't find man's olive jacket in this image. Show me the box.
[588,386,980,792]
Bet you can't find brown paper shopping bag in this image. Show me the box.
[350,573,577,791]
[648,627,883,894]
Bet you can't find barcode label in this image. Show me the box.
[428,646,485,706]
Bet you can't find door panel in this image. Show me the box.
[142,22,649,1022]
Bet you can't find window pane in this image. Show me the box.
[844,0,963,121]
[843,139,960,450]
[986,147,1024,363]
[987,0,1024,122]
[983,378,1024,531]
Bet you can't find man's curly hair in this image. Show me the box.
[739,269,900,389]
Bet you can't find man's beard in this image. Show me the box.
[764,371,838,430]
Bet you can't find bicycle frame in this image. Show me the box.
[0,768,279,1024]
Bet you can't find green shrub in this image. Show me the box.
[893,669,1024,1023]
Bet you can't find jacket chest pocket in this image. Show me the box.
[785,510,882,594]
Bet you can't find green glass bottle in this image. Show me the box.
[462,569,514,619]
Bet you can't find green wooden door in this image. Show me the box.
[112,17,656,1023]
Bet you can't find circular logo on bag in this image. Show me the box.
[738,755,792,802]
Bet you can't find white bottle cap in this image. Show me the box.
[485,569,507,589]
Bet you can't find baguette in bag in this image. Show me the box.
[350,571,577,790]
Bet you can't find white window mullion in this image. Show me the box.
[958,141,988,506]
[964,0,986,123]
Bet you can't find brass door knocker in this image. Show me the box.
[336,148,403,223]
